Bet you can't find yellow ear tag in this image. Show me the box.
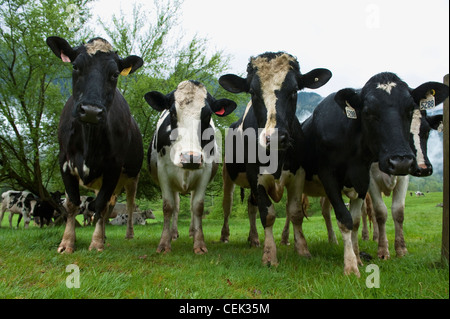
[120,67,132,76]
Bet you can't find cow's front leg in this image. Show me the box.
[191,190,207,254]
[124,176,139,240]
[247,192,260,247]
[322,182,359,276]
[256,184,278,266]
[220,164,235,243]
[286,168,311,257]
[89,197,115,252]
[58,197,79,254]
[348,197,364,266]
[392,176,408,257]
[157,191,176,253]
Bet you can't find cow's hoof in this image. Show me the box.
[89,241,104,252]
[194,246,208,255]
[344,264,361,278]
[262,252,278,267]
[220,235,229,243]
[57,245,74,254]
[156,245,171,254]
[396,247,408,257]
[378,249,391,260]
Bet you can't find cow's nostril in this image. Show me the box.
[79,105,103,124]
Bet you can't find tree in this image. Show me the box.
[0,0,93,206]
[100,0,247,200]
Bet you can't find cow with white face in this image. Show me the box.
[145,80,237,254]
[219,52,332,266]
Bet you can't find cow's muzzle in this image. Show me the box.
[180,151,203,169]
[79,105,104,124]
[385,155,414,175]
[410,163,433,177]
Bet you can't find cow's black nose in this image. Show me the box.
[387,156,414,175]
[411,164,433,177]
[79,105,104,124]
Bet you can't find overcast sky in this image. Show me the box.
[91,0,449,98]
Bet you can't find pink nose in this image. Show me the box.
[180,152,202,169]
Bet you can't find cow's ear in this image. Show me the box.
[334,88,363,115]
[426,114,443,131]
[46,36,78,63]
[144,91,169,112]
[119,55,144,76]
[219,74,249,93]
[411,82,449,107]
[298,68,332,89]
[211,98,237,117]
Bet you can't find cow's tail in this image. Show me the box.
[240,188,245,203]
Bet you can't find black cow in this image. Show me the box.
[295,72,449,276]
[33,191,63,227]
[218,52,332,266]
[46,36,144,253]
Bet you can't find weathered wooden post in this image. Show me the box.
[443,74,449,263]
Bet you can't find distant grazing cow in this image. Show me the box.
[46,36,144,253]
[110,208,155,226]
[293,73,449,276]
[0,190,37,228]
[33,191,64,227]
[146,80,237,254]
[218,52,332,265]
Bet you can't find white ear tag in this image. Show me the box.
[419,90,436,110]
[437,122,444,133]
[345,101,357,119]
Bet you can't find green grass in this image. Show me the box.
[0,192,448,299]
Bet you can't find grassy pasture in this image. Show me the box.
[0,192,448,300]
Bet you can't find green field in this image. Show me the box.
[0,192,448,299]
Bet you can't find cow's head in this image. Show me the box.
[219,52,331,150]
[334,72,448,175]
[145,80,236,169]
[409,112,444,177]
[46,36,143,124]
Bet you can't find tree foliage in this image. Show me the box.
[0,0,248,205]
[0,0,93,203]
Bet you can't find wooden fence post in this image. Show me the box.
[443,73,449,263]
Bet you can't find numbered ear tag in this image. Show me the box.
[345,101,357,119]
[120,66,132,76]
[419,90,436,110]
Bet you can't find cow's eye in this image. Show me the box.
[112,71,120,80]
[72,64,79,72]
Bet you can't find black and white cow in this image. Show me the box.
[145,80,236,254]
[283,111,446,256]
[46,36,144,253]
[366,111,444,259]
[218,52,332,265]
[293,72,449,276]
[0,190,38,228]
